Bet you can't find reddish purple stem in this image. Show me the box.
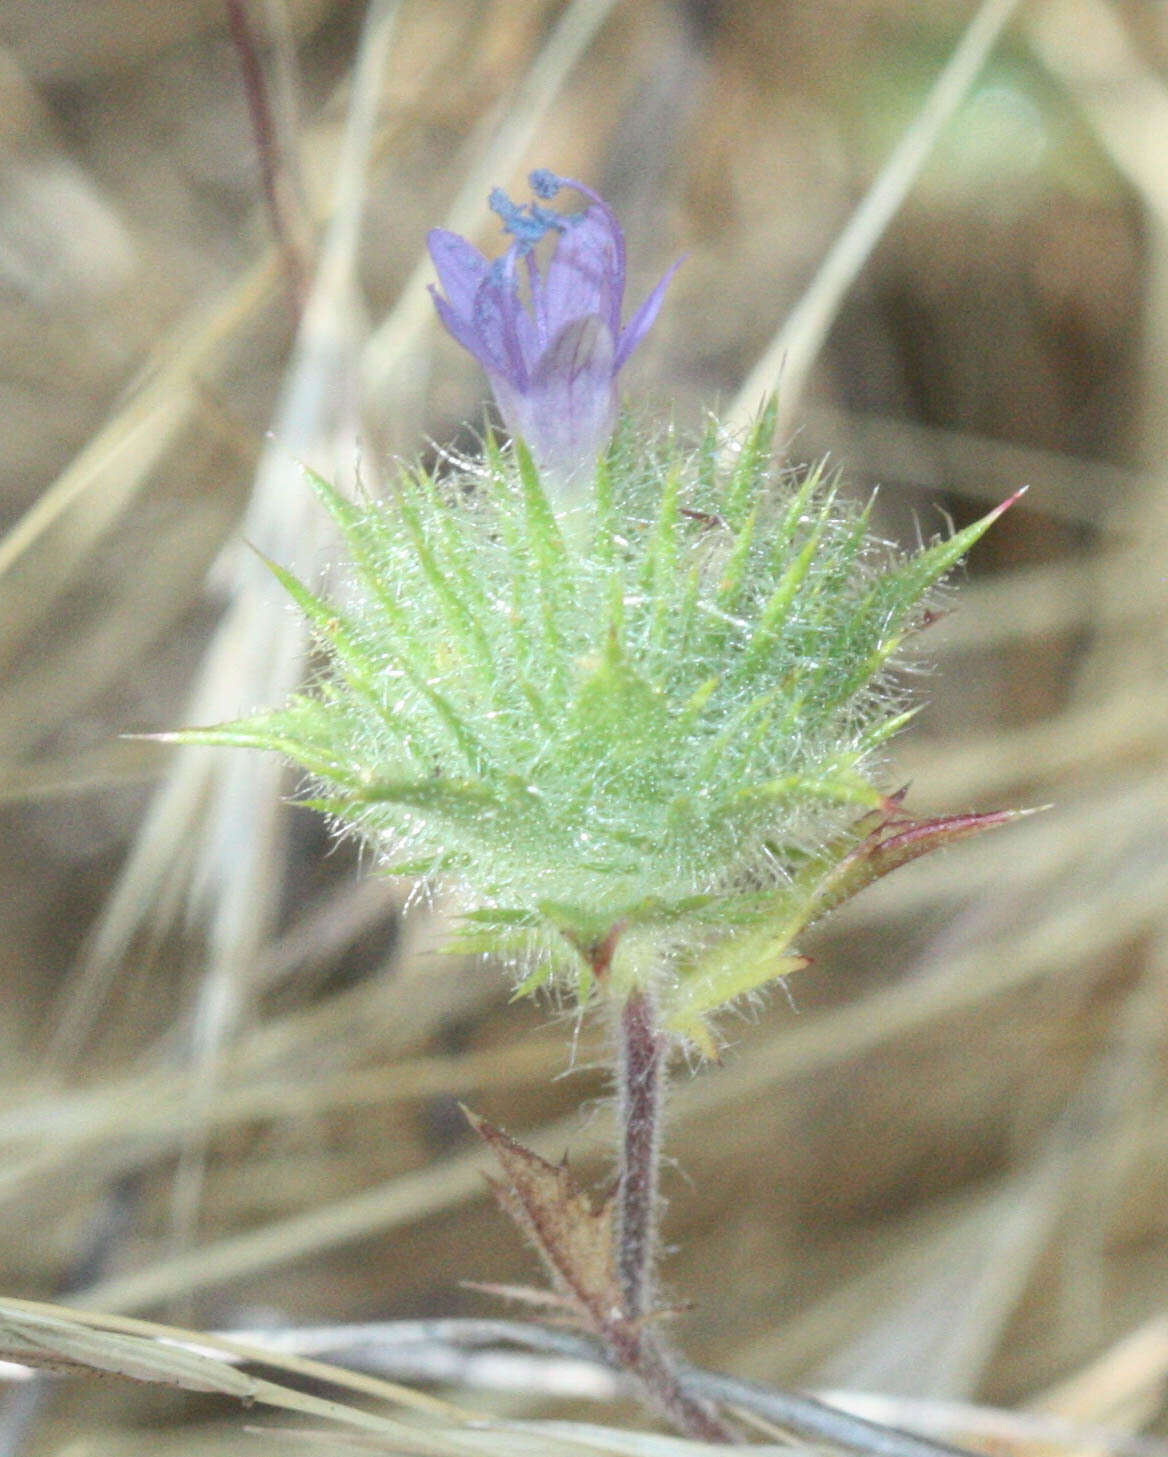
[613,988,738,1442]
[617,988,665,1322]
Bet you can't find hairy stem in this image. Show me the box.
[616,987,664,1322]
[630,1335,739,1444]
[612,988,737,1443]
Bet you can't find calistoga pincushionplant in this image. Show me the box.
[177,171,1022,1439]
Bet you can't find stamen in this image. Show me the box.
[489,182,581,252]
[488,187,550,247]
[529,168,563,199]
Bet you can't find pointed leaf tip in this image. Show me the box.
[811,803,1032,922]
[961,485,1028,534]
[995,485,1029,515]
[466,1110,620,1332]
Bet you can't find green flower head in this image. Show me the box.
[185,406,1012,1045]
[181,176,1018,1052]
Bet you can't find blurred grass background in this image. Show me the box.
[1,0,1167,1452]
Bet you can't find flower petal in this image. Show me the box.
[538,209,623,345]
[427,174,678,486]
[517,315,617,479]
[472,261,530,386]
[613,256,684,372]
[427,229,490,318]
[430,288,496,371]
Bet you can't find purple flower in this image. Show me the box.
[428,170,680,483]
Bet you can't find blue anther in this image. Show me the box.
[489,186,555,248]
[529,168,563,199]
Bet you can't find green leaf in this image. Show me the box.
[645,462,684,651]
[508,959,557,997]
[737,766,885,813]
[666,929,811,1056]
[723,396,778,526]
[394,470,496,682]
[738,481,841,679]
[515,438,569,573]
[460,907,542,927]
[298,463,366,542]
[593,446,617,562]
[300,464,470,703]
[256,553,377,684]
[890,491,1023,605]
[349,775,501,814]
[774,456,832,543]
[168,704,362,786]
[379,852,459,877]
[665,801,1028,1053]
[715,507,757,611]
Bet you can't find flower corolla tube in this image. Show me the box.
[428,170,681,482]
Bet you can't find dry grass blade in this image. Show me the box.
[262,1419,796,1457]
[0,1300,816,1457]
[225,0,314,303]
[1027,0,1168,232]
[4,3,1168,1454]
[50,0,406,1068]
[0,262,277,672]
[902,690,1168,802]
[71,1109,591,1315]
[0,1298,486,1452]
[0,738,163,804]
[811,973,1168,1402]
[819,1390,1168,1457]
[802,406,1141,525]
[725,0,1023,438]
[0,503,228,762]
[1031,1318,1168,1433]
[429,1423,794,1457]
[0,1035,576,1213]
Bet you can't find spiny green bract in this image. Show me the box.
[186,404,1005,1020]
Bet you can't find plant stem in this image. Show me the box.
[631,1334,739,1444]
[616,987,664,1323]
[613,988,738,1443]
